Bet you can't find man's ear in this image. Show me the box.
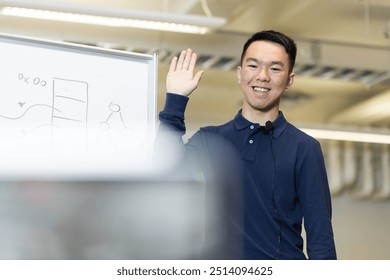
[236,66,242,84]
[286,72,295,89]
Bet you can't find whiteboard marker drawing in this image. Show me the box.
[96,102,134,153]
[0,104,60,121]
[100,102,132,135]
[18,102,26,108]
[52,78,88,125]
[51,78,89,155]
[18,73,47,86]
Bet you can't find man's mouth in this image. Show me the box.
[253,86,270,93]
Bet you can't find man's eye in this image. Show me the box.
[271,67,281,72]
[248,64,257,68]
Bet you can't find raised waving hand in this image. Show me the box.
[166,49,204,97]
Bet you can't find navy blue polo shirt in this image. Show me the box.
[158,93,337,260]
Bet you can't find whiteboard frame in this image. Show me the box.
[0,33,158,180]
[0,32,157,136]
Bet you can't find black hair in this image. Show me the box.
[240,30,297,73]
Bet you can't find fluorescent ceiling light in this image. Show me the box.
[0,1,226,34]
[301,128,390,145]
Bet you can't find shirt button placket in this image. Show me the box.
[249,125,255,144]
[242,126,258,161]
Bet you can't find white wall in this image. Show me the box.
[332,195,390,259]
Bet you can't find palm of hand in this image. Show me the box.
[166,49,204,97]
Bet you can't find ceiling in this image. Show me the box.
[0,0,389,132]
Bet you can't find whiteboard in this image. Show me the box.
[0,33,157,179]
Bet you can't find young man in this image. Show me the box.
[157,30,337,259]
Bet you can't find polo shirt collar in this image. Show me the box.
[234,110,288,138]
[272,111,288,138]
[233,109,251,130]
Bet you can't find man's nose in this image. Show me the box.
[256,68,270,82]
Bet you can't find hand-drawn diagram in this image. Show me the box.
[0,103,60,121]
[96,102,134,153]
[18,72,47,87]
[100,102,132,134]
[0,74,136,158]
[50,78,89,156]
[0,35,156,177]
[52,78,88,126]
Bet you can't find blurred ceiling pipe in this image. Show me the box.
[353,143,375,199]
[372,145,390,200]
[342,141,358,189]
[326,140,344,195]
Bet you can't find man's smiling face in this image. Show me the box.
[237,40,295,116]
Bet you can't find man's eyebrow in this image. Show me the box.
[244,58,258,63]
[271,61,285,66]
[245,58,285,66]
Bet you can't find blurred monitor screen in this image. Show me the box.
[0,179,208,260]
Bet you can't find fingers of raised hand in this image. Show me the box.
[182,49,193,70]
[169,56,178,72]
[175,49,194,71]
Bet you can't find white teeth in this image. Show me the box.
[253,87,270,92]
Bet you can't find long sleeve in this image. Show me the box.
[297,141,337,259]
[155,93,203,177]
[158,93,189,134]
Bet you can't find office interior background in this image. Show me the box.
[0,0,389,259]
